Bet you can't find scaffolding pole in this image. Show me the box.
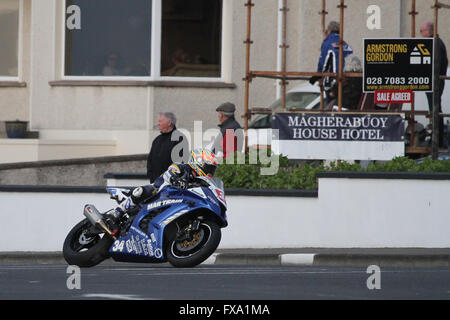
[279,0,289,109]
[243,0,254,153]
[432,0,441,159]
[337,0,346,112]
[242,0,448,157]
[409,0,418,152]
[319,0,328,110]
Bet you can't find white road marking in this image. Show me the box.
[82,293,147,300]
[201,253,218,265]
[104,269,369,276]
[280,254,315,265]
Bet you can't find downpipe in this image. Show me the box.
[83,204,117,240]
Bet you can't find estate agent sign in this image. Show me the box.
[363,38,434,92]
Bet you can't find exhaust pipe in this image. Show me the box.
[83,204,116,239]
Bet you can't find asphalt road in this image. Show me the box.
[1,263,449,301]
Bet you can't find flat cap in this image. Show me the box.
[216,102,236,113]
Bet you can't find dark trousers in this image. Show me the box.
[426,80,445,147]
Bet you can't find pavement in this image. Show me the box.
[1,248,450,267]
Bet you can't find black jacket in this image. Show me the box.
[436,36,448,77]
[146,126,188,183]
[329,77,363,110]
[212,116,243,157]
[218,116,242,136]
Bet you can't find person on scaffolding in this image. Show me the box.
[309,21,353,106]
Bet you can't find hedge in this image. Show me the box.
[214,153,450,190]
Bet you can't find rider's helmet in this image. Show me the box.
[188,148,218,178]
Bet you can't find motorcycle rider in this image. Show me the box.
[106,148,218,232]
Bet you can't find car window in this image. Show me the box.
[249,91,320,129]
[310,101,321,110]
[269,92,320,110]
[249,114,270,129]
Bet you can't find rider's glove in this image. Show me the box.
[170,170,189,190]
[177,178,188,190]
[171,176,188,190]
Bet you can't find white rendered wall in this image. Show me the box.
[0,177,449,251]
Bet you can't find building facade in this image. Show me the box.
[1,0,449,163]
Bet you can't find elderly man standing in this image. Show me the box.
[147,112,188,183]
[420,21,448,148]
[212,102,243,159]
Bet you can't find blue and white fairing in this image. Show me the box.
[108,177,227,263]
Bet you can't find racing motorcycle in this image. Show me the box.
[62,176,227,268]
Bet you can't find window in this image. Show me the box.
[64,0,152,77]
[63,0,223,79]
[0,0,20,78]
[161,0,222,78]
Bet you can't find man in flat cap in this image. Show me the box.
[212,102,243,159]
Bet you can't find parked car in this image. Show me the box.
[248,82,321,130]
[247,82,322,147]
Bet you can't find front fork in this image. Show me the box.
[175,218,201,242]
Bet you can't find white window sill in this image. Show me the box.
[0,81,27,88]
[49,80,236,89]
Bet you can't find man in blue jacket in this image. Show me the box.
[309,21,353,104]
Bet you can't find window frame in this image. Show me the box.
[0,0,23,82]
[61,0,227,83]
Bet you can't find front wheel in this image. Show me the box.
[166,220,221,268]
[63,219,114,267]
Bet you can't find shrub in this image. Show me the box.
[214,153,450,190]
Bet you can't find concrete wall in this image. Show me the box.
[27,0,280,135]
[0,138,118,163]
[297,0,402,80]
[0,0,31,123]
[1,0,449,159]
[106,172,450,248]
[0,154,147,186]
[1,173,449,252]
[400,0,450,45]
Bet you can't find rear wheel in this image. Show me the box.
[166,220,221,268]
[63,219,114,268]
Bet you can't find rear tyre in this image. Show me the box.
[63,219,114,268]
[166,220,221,268]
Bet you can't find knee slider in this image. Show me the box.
[131,187,144,202]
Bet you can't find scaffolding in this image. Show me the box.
[242,0,450,159]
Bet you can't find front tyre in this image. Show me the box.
[166,220,221,268]
[63,219,114,268]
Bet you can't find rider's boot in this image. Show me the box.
[102,192,137,236]
[104,185,157,233]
